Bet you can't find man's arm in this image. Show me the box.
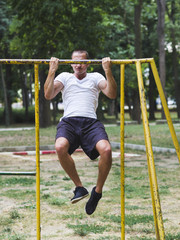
[98,57,117,99]
[44,57,64,100]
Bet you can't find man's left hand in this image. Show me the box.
[102,57,111,72]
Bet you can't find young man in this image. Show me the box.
[44,50,117,215]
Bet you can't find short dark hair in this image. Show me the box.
[71,50,89,59]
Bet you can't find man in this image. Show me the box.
[44,50,117,215]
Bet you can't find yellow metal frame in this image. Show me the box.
[34,64,41,240]
[0,58,179,240]
[120,64,125,239]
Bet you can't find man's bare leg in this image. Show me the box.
[55,137,82,187]
[95,139,112,193]
[56,137,89,203]
[85,139,112,215]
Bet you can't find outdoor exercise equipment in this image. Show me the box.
[0,171,36,176]
[0,57,180,240]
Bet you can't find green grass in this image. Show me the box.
[105,123,180,148]
[67,222,109,236]
[48,196,67,207]
[0,177,35,187]
[62,213,84,220]
[42,193,67,207]
[0,216,13,226]
[20,201,36,210]
[8,233,26,240]
[0,120,180,148]
[0,210,26,240]
[9,209,21,220]
[129,237,155,240]
[125,214,154,226]
[104,214,154,226]
[2,189,36,199]
[166,233,180,240]
[97,237,120,240]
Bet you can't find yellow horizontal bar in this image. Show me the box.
[0,171,36,176]
[0,58,154,65]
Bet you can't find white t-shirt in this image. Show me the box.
[55,72,106,119]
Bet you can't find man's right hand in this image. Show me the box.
[49,57,59,73]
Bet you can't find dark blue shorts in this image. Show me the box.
[56,117,109,160]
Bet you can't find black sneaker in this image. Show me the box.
[85,186,102,215]
[71,186,89,204]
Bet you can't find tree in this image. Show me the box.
[2,0,180,125]
[0,0,13,125]
[8,0,107,126]
[132,0,143,124]
[142,0,158,120]
[166,0,180,118]
[156,0,166,119]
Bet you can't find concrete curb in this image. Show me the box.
[111,142,176,153]
[0,145,55,152]
[0,142,176,154]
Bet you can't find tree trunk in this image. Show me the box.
[21,68,29,121]
[134,0,142,59]
[131,90,141,124]
[156,0,166,119]
[0,65,10,126]
[173,44,180,118]
[39,69,52,127]
[5,64,13,124]
[168,0,180,118]
[29,72,33,106]
[97,94,105,121]
[133,0,142,124]
[107,100,115,116]
[148,66,156,120]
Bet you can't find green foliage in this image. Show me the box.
[0,106,35,124]
[7,0,106,58]
[1,0,180,126]
[12,107,35,123]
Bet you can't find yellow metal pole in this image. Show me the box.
[144,129,160,239]
[150,60,180,164]
[34,64,41,240]
[136,60,165,240]
[0,58,154,65]
[120,64,125,240]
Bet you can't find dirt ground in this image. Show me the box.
[0,150,180,240]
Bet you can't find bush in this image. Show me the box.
[12,107,35,123]
[0,108,4,124]
[0,106,35,125]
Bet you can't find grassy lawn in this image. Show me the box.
[0,119,180,239]
[105,123,180,148]
[1,122,180,149]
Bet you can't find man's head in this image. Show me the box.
[71,50,89,59]
[71,50,89,80]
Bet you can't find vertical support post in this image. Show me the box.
[136,60,165,240]
[150,59,180,164]
[120,64,125,240]
[34,64,41,240]
[143,122,160,239]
